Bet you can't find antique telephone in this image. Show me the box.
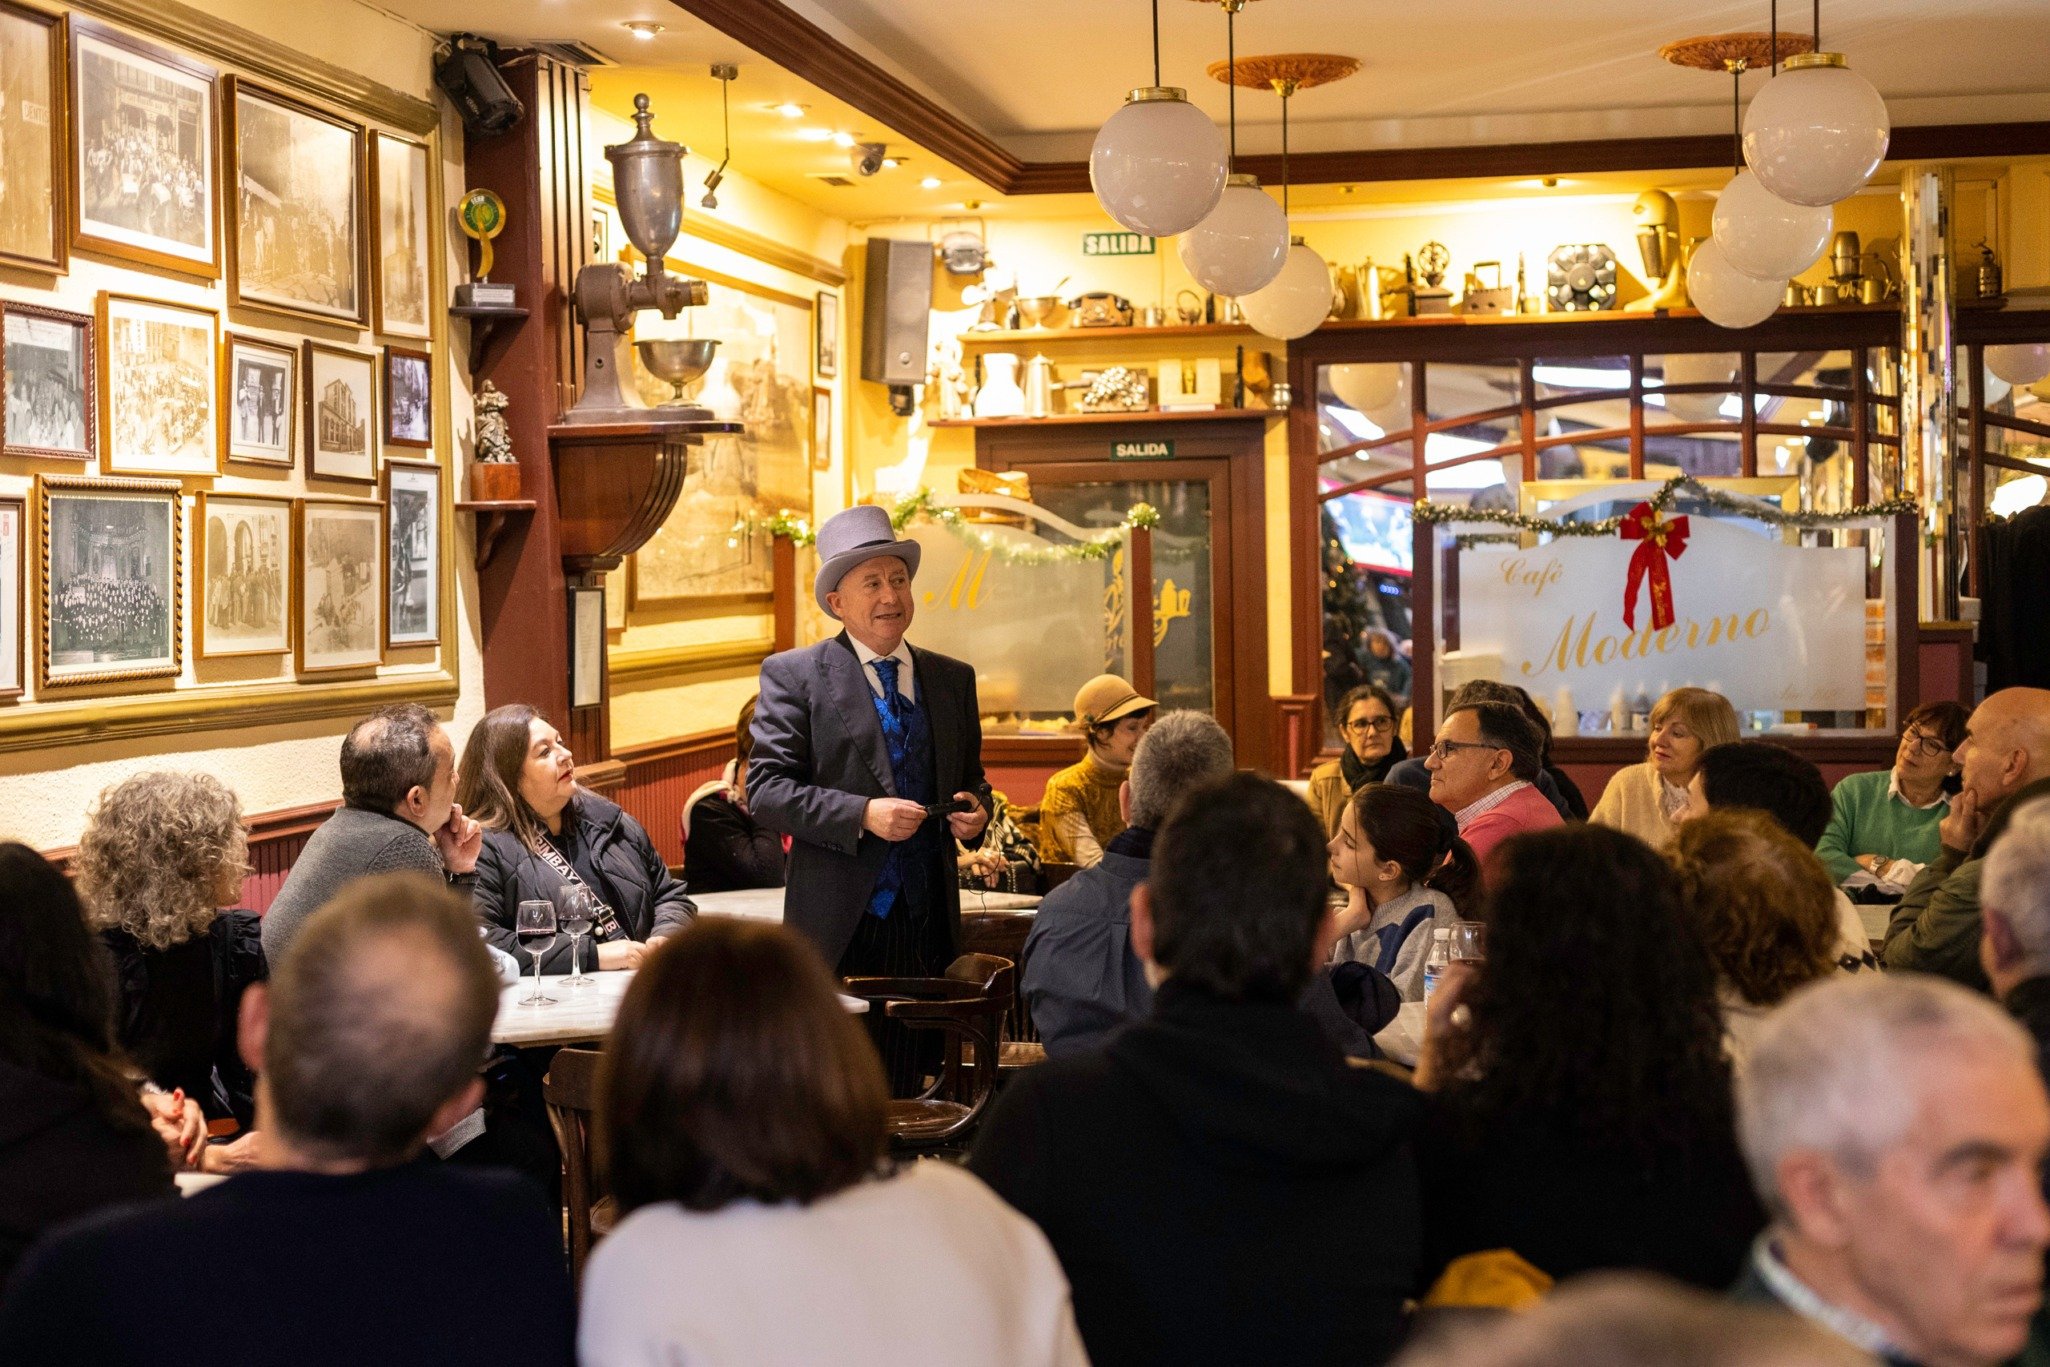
[1067,292,1134,328]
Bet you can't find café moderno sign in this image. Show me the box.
[1456,515,1866,709]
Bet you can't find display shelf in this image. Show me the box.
[929,407,1281,428]
[956,322,1259,346]
[449,304,530,374]
[455,499,537,572]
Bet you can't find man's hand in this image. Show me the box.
[142,1088,206,1169]
[1938,788,1983,857]
[435,802,483,874]
[596,939,649,971]
[946,793,990,842]
[200,1131,263,1174]
[863,798,926,842]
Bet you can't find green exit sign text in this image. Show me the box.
[1083,232,1156,257]
[1112,439,1175,461]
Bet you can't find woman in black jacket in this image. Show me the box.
[0,843,176,1287]
[458,704,695,974]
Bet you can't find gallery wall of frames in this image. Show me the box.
[0,0,455,745]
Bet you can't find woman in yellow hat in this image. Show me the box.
[1035,674,1157,868]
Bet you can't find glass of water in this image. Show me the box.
[559,888,596,988]
[516,900,558,1005]
[1450,920,1487,964]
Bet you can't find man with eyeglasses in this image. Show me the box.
[1883,688,2050,990]
[1423,700,1562,864]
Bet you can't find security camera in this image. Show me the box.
[854,142,887,177]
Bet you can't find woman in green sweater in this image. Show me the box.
[1816,701,1968,884]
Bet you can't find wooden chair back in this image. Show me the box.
[541,1046,605,1280]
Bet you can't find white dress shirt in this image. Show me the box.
[848,635,915,704]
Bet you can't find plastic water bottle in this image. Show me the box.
[1422,926,1453,1007]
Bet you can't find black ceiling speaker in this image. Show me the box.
[435,35,524,138]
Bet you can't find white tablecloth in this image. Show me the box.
[1372,1002,1428,1068]
[493,969,867,1047]
[691,887,1041,922]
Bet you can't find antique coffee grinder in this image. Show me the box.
[563,94,713,424]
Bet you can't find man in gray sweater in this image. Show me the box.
[261,704,483,962]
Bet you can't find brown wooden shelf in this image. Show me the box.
[449,304,530,375]
[929,407,1281,428]
[957,322,1258,345]
[455,498,537,572]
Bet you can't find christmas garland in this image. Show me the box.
[740,490,1162,567]
[1413,473,1919,537]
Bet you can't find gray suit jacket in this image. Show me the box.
[749,632,990,968]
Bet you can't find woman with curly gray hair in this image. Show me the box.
[78,771,266,1147]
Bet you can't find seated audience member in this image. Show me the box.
[1589,686,1741,850]
[1394,1273,1871,1367]
[1036,673,1156,868]
[1669,811,1840,1069]
[681,696,786,894]
[1681,739,1877,973]
[1415,825,1765,1290]
[1328,783,1477,1000]
[261,703,482,962]
[460,704,692,973]
[1882,687,2050,988]
[0,845,176,1289]
[1023,711,1235,1057]
[0,875,576,1367]
[1817,701,1967,886]
[972,773,1423,1367]
[1388,680,1578,819]
[79,772,265,1164]
[957,790,1042,892]
[1424,701,1563,861]
[1308,683,1408,837]
[1733,974,2050,1367]
[1984,797,2050,1064]
[581,920,1085,1367]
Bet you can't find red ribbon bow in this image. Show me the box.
[1619,501,1690,631]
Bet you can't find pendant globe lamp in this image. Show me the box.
[1987,343,2050,388]
[1217,54,1359,341]
[1688,238,1784,330]
[1177,0,1289,297]
[1739,0,1889,206]
[1090,0,1229,236]
[1707,56,1829,281]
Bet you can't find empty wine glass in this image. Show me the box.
[559,888,596,988]
[516,900,558,1005]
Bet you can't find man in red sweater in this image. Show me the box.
[1425,700,1564,863]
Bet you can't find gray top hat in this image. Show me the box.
[813,504,922,620]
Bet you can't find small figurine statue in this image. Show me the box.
[475,380,514,463]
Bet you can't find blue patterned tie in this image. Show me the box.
[871,656,910,731]
[867,655,908,920]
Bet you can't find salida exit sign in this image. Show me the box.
[1112,439,1174,461]
[1082,232,1156,256]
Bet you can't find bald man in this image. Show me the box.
[1883,688,2050,990]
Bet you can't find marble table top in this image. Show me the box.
[691,886,1041,922]
[1372,1001,1428,1069]
[493,968,868,1047]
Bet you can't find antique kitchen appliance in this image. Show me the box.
[1546,243,1620,312]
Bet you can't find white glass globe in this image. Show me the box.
[1687,239,1782,330]
[1987,342,2050,387]
[1177,176,1289,297]
[1656,352,1738,423]
[1712,171,1832,281]
[1741,54,1891,207]
[1239,241,1332,341]
[1328,363,1404,415]
[1090,89,1228,237]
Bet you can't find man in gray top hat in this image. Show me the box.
[749,505,992,1034]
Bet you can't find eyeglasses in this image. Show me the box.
[1902,729,1951,759]
[1343,716,1395,735]
[1427,739,1504,763]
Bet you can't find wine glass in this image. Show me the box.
[516,900,558,1005]
[559,888,596,988]
[1450,920,1487,964]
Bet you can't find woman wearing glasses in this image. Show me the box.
[1815,702,1967,886]
[1309,684,1406,838]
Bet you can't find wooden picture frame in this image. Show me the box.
[382,345,431,448]
[812,383,832,472]
[295,496,383,673]
[370,130,432,339]
[220,332,297,469]
[97,292,218,476]
[815,290,839,379]
[381,457,440,648]
[0,497,23,699]
[36,473,182,689]
[224,76,366,327]
[303,339,377,484]
[0,2,67,273]
[194,490,290,657]
[67,16,218,279]
[2,301,94,461]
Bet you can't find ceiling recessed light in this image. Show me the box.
[622,20,663,40]
[793,127,834,142]
[830,131,857,149]
[770,102,808,119]
[881,157,901,170]
[920,175,942,189]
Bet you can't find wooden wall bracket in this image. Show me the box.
[548,419,742,575]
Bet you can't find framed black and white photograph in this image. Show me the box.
[0,3,66,273]
[0,497,22,699]
[226,77,364,326]
[383,345,430,448]
[296,497,381,673]
[815,290,839,379]
[382,458,439,648]
[304,340,376,484]
[195,491,289,657]
[371,131,431,340]
[68,17,217,278]
[36,474,182,689]
[221,332,295,468]
[98,292,217,476]
[3,302,93,462]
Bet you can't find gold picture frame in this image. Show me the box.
[370,130,432,340]
[0,1,67,273]
[194,490,291,658]
[295,496,383,674]
[96,292,218,476]
[224,75,366,328]
[36,473,183,690]
[2,301,94,462]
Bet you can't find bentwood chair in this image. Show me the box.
[540,1046,615,1280]
[959,911,1046,1072]
[841,952,1015,1155]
